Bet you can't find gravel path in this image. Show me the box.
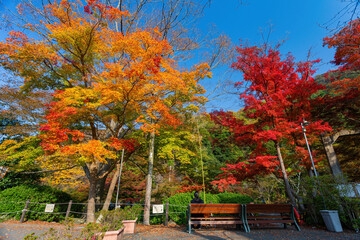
[123,225,360,240]
[0,221,359,240]
[0,221,83,240]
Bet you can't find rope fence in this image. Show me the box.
[0,200,188,225]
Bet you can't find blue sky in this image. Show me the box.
[0,0,352,112]
[198,0,352,112]
[201,0,346,71]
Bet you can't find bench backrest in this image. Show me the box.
[190,204,242,214]
[245,204,292,214]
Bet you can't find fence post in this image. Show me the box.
[65,200,73,220]
[165,201,169,226]
[20,199,30,223]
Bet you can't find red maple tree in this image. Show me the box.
[211,44,331,206]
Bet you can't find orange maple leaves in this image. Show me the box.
[0,0,210,164]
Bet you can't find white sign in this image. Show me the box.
[152,204,164,214]
[45,204,55,213]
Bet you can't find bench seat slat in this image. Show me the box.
[247,215,291,219]
[191,216,241,220]
[191,220,243,225]
[247,219,294,224]
[192,210,242,214]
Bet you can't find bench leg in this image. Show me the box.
[293,221,301,231]
[284,223,287,229]
[243,222,249,233]
[244,220,250,233]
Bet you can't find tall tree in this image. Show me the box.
[98,0,230,225]
[0,0,209,222]
[211,44,331,207]
[2,2,232,221]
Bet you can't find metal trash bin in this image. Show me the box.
[320,210,343,232]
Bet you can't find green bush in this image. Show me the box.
[217,192,253,204]
[165,192,194,225]
[0,184,72,222]
[150,215,164,225]
[0,171,42,191]
[165,191,253,225]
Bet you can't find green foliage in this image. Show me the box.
[119,205,142,220]
[166,191,196,224]
[216,192,253,204]
[301,175,360,230]
[97,204,142,226]
[150,215,164,225]
[157,128,197,165]
[245,174,288,204]
[208,123,245,165]
[0,171,42,190]
[154,114,231,192]
[0,137,43,190]
[95,210,123,232]
[0,184,72,222]
[0,137,43,171]
[165,191,253,224]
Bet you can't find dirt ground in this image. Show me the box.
[0,220,359,240]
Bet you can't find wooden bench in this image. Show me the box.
[244,204,300,232]
[188,203,247,233]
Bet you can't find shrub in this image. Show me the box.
[217,192,253,204]
[0,171,42,191]
[0,184,72,222]
[165,192,194,225]
[95,210,124,232]
[96,204,142,230]
[150,215,164,225]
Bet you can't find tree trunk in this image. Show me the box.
[87,163,98,223]
[276,142,297,207]
[321,129,360,177]
[96,177,107,207]
[143,131,155,225]
[321,134,343,177]
[102,163,121,211]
